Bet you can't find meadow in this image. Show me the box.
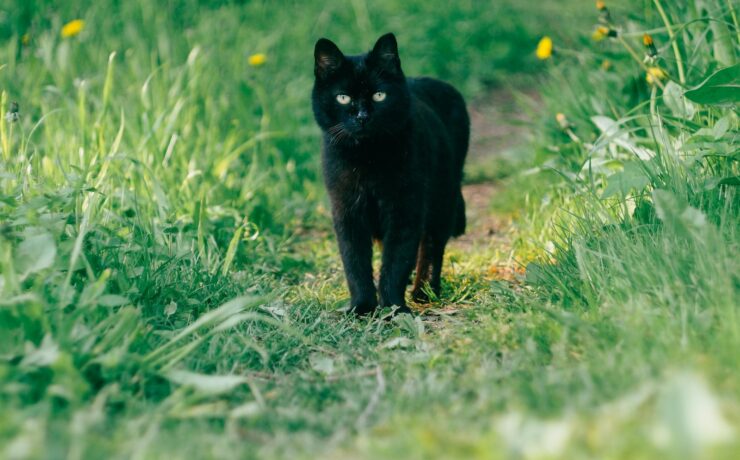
[0,0,738,458]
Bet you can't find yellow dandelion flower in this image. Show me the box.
[646,66,667,85]
[592,26,610,41]
[536,36,553,60]
[21,33,31,45]
[642,33,653,46]
[248,53,267,67]
[61,19,84,38]
[601,59,612,71]
[596,1,606,10]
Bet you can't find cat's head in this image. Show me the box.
[312,33,411,144]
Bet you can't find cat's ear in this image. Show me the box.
[370,33,402,74]
[314,38,344,79]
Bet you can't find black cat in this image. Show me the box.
[311,33,469,315]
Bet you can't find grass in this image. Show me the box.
[1,0,738,458]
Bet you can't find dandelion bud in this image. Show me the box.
[597,1,612,24]
[556,113,570,129]
[643,33,658,58]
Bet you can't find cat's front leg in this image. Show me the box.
[378,223,421,314]
[333,213,377,315]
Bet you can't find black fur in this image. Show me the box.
[312,33,469,315]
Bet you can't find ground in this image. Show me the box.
[451,87,530,286]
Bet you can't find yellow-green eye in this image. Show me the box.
[372,91,386,102]
[336,94,351,105]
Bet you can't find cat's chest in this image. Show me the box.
[332,162,408,196]
[324,141,422,205]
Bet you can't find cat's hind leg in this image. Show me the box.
[411,234,446,303]
[452,191,466,237]
[411,235,433,302]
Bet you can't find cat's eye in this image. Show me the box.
[336,94,351,105]
[372,91,387,102]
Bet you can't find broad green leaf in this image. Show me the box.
[709,13,736,67]
[20,335,60,368]
[652,189,707,236]
[663,81,695,118]
[591,116,655,160]
[15,233,56,278]
[525,263,546,284]
[711,116,731,140]
[602,162,651,199]
[164,369,247,395]
[591,116,626,141]
[684,64,740,106]
[309,353,335,375]
[97,294,130,307]
[230,401,262,419]
[164,301,178,316]
[380,337,414,349]
[653,189,684,222]
[169,402,230,419]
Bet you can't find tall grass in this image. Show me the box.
[517,1,739,452]
[482,1,739,456]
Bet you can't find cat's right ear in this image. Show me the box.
[314,38,344,79]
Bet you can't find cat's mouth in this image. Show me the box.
[350,129,370,139]
[327,123,367,145]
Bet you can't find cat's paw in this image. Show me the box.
[350,302,378,317]
[411,288,430,303]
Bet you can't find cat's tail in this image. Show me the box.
[452,191,466,237]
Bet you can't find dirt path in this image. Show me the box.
[467,87,532,163]
[446,87,534,284]
[415,88,532,316]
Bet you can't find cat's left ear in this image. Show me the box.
[370,33,402,74]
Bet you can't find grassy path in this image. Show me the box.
[445,87,531,294]
[278,91,549,458]
[197,89,545,459]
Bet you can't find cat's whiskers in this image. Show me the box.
[327,123,354,146]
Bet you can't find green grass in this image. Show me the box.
[1,0,739,458]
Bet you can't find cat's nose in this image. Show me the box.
[356,110,369,125]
